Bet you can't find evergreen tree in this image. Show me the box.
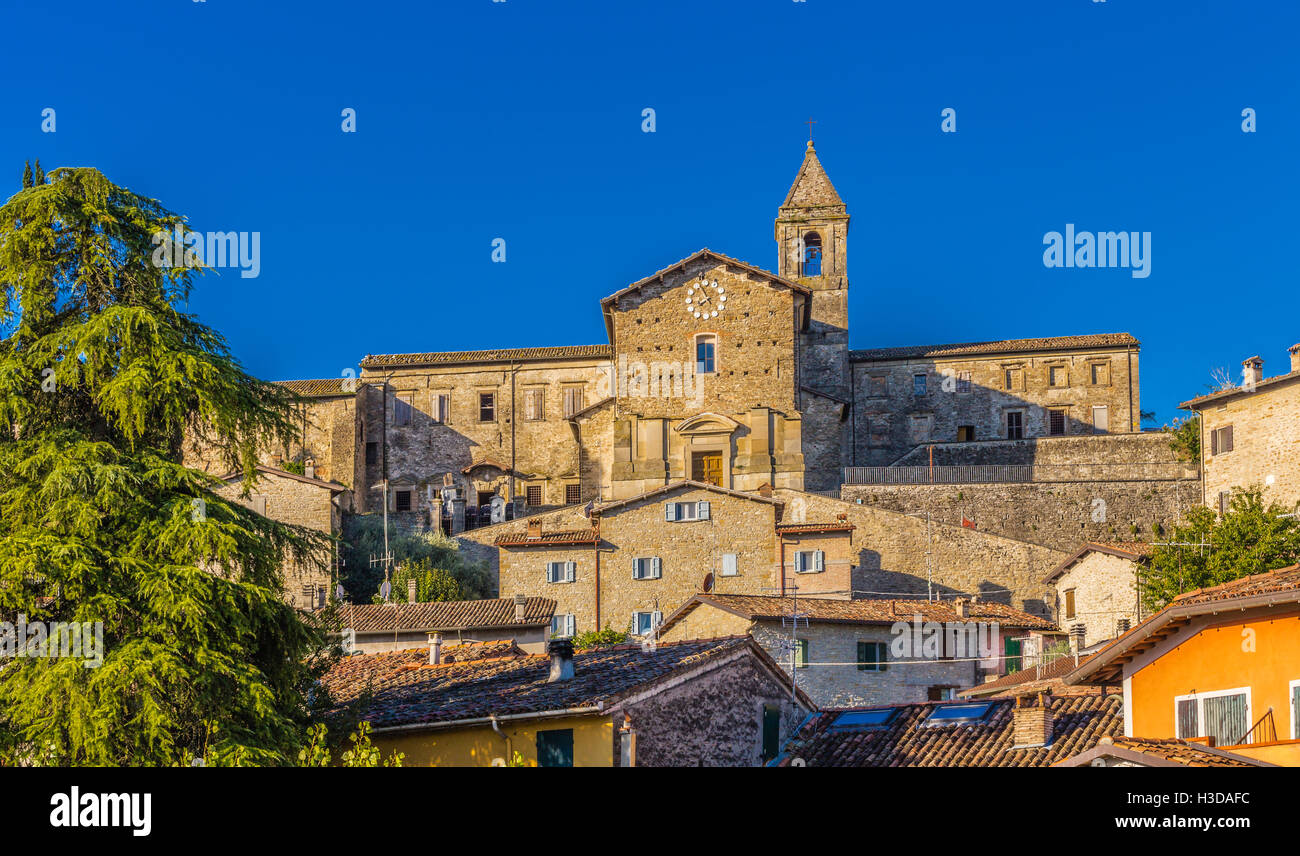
[32,160,44,186]
[1141,486,1300,612]
[0,167,331,765]
[21,161,32,189]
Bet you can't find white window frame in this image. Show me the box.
[1290,679,1300,740]
[632,610,662,636]
[793,550,825,574]
[694,333,718,375]
[1174,686,1252,745]
[632,557,662,580]
[551,614,576,638]
[546,561,576,584]
[720,552,738,577]
[664,500,709,522]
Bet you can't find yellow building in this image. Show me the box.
[320,635,811,767]
[1066,564,1300,766]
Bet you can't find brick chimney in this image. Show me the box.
[513,593,527,622]
[953,597,969,619]
[1243,356,1264,388]
[547,638,575,683]
[427,632,443,665]
[407,578,418,603]
[1069,624,1086,652]
[527,519,543,540]
[1290,343,1300,374]
[1012,691,1055,748]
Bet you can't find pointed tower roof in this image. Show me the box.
[779,141,845,212]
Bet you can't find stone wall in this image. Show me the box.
[1198,374,1300,513]
[1049,551,1144,648]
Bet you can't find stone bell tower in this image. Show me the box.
[776,140,850,400]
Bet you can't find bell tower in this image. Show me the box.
[776,140,850,399]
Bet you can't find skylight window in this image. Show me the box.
[830,708,898,730]
[922,702,994,727]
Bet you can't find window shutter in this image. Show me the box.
[566,615,576,637]
[565,561,576,582]
[1211,429,1218,455]
[877,643,888,672]
[794,552,805,573]
[697,500,710,520]
[633,558,641,579]
[652,610,662,629]
[814,551,825,572]
[546,562,554,583]
[665,502,677,522]
[652,557,662,578]
[1224,425,1233,452]
[857,641,868,671]
[722,553,737,575]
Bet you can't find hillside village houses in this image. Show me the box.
[185,142,1300,761]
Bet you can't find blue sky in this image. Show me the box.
[4,0,1298,424]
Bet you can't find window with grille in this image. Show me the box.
[526,484,542,506]
[1048,408,1066,436]
[394,490,412,512]
[1006,411,1024,440]
[565,484,581,505]
[478,392,495,422]
[956,371,972,394]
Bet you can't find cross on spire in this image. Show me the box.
[806,117,816,142]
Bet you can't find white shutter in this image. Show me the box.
[697,500,710,520]
[565,560,576,582]
[652,611,662,630]
[546,562,555,583]
[721,553,737,576]
[651,557,661,579]
[794,551,805,573]
[566,615,576,637]
[633,558,643,580]
[814,550,825,572]
[665,503,677,522]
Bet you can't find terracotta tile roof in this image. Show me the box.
[849,333,1139,362]
[495,529,600,547]
[275,378,356,397]
[219,464,348,493]
[592,480,783,515]
[658,594,1056,638]
[775,522,856,535]
[441,639,525,663]
[360,345,611,369]
[1172,563,1300,605]
[321,636,794,729]
[338,598,555,633]
[774,690,1122,767]
[1044,541,1151,583]
[1055,736,1274,767]
[961,653,1095,698]
[1180,368,1300,409]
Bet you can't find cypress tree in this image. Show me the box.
[31,160,44,186]
[21,161,32,189]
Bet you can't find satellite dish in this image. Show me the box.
[703,573,714,593]
[379,581,391,601]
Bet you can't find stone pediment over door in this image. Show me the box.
[673,412,740,488]
[674,412,741,437]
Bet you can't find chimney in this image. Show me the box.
[427,632,443,665]
[1116,617,1131,636]
[1242,356,1264,388]
[1069,624,1086,652]
[1012,691,1055,748]
[547,638,575,683]
[1290,343,1300,374]
[527,519,543,540]
[408,578,418,603]
[757,483,773,498]
[953,597,969,619]
[304,459,316,480]
[513,593,527,622]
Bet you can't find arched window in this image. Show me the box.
[802,232,822,276]
[695,333,717,374]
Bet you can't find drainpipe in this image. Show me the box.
[509,363,517,505]
[490,714,513,761]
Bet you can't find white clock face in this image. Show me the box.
[683,279,726,320]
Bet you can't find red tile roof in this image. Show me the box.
[1171,563,1300,605]
[360,345,611,369]
[1180,368,1300,409]
[850,333,1139,362]
[1056,736,1272,767]
[961,653,1095,698]
[275,378,357,397]
[775,522,856,535]
[441,639,526,664]
[659,594,1056,637]
[494,529,600,547]
[1044,541,1151,583]
[337,598,555,633]
[321,636,801,729]
[775,690,1122,767]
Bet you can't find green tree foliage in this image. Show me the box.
[21,162,32,190]
[1141,487,1300,612]
[384,559,463,604]
[32,160,44,187]
[1162,414,1200,463]
[341,514,491,602]
[295,722,404,767]
[0,167,332,765]
[572,625,627,649]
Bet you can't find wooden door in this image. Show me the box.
[691,451,723,486]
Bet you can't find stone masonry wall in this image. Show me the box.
[1199,376,1300,513]
[1050,551,1144,649]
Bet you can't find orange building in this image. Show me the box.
[1066,564,1300,766]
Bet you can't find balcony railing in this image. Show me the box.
[843,462,1197,485]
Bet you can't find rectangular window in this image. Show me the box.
[1092,405,1109,433]
[868,375,887,396]
[912,374,927,396]
[1004,368,1023,390]
[394,392,413,427]
[794,639,809,669]
[365,441,378,466]
[956,425,975,442]
[536,729,575,767]
[956,371,972,394]
[762,704,781,763]
[1090,363,1110,385]
[857,641,888,672]
[550,614,576,637]
[524,388,545,421]
[793,550,825,574]
[526,484,543,506]
[478,392,496,422]
[909,415,932,444]
[720,553,738,576]
[1049,365,1067,387]
[431,393,450,424]
[394,490,412,512]
[565,484,581,505]
[1291,680,1300,740]
[632,557,661,580]
[1048,408,1066,436]
[562,385,585,417]
[664,501,708,521]
[546,561,576,584]
[1211,425,1234,455]
[633,611,662,636]
[1175,689,1250,746]
[1064,589,1076,620]
[696,337,716,374]
[1006,411,1024,440]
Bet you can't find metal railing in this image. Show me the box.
[843,462,1198,485]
